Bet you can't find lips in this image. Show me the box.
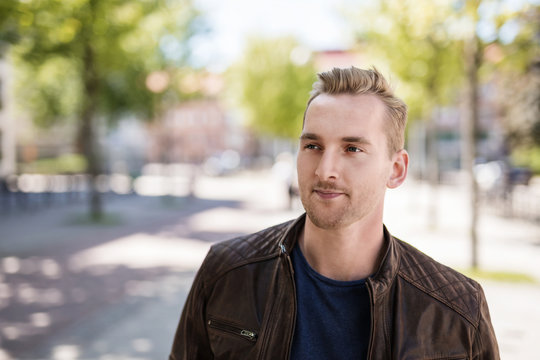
[313,189,345,200]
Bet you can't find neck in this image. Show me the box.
[299,214,385,281]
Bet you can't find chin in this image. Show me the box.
[306,209,349,230]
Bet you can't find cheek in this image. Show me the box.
[296,165,310,186]
[296,154,313,176]
[349,161,391,189]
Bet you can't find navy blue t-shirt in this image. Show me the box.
[290,244,371,360]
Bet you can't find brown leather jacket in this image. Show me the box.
[170,214,499,359]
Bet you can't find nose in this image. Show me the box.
[315,151,339,181]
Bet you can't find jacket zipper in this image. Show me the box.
[366,279,375,359]
[258,245,295,359]
[282,245,297,360]
[207,319,258,342]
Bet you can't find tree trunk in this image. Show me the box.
[78,0,102,221]
[0,59,17,179]
[463,35,481,269]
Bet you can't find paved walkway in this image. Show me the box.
[0,170,538,359]
[385,180,540,359]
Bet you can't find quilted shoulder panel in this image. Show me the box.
[202,219,294,280]
[396,239,480,326]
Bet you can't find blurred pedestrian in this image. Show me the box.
[272,152,299,209]
[169,67,499,359]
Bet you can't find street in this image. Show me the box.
[0,170,539,359]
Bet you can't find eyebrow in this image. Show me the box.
[342,136,372,145]
[299,133,319,141]
[300,133,372,145]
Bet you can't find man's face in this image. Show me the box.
[297,93,402,230]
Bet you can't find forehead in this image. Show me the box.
[304,93,387,136]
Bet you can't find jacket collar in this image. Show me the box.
[278,213,306,254]
[367,226,400,300]
[279,213,400,298]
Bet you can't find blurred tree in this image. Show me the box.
[487,4,540,173]
[460,0,539,268]
[355,0,463,123]
[352,0,464,229]
[0,0,20,55]
[0,1,23,180]
[462,0,482,270]
[227,37,316,140]
[351,0,539,269]
[3,0,200,219]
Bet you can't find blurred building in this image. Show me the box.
[104,117,149,176]
[408,81,506,183]
[313,49,365,71]
[146,99,254,171]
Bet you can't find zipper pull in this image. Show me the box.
[240,330,257,340]
[207,319,258,342]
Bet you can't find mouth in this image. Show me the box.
[313,189,345,200]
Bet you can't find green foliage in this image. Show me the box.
[1,0,200,217]
[461,267,537,284]
[351,0,539,175]
[487,5,540,173]
[479,3,539,74]
[7,0,199,127]
[354,0,464,123]
[20,154,87,174]
[227,37,316,139]
[511,146,540,175]
[0,0,21,53]
[12,54,83,127]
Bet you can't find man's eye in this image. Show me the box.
[347,146,363,153]
[305,144,319,150]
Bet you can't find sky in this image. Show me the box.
[188,0,539,72]
[190,0,355,72]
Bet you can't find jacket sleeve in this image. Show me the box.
[169,254,214,360]
[473,283,500,359]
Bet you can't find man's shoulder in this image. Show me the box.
[395,238,482,326]
[201,218,295,277]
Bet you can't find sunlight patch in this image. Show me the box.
[69,233,211,270]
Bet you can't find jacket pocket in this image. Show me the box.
[207,318,258,342]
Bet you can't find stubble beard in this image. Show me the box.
[300,186,356,230]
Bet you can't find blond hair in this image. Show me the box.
[305,66,407,155]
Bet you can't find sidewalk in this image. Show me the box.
[385,179,540,281]
[0,170,538,359]
[384,179,540,359]
[0,171,300,359]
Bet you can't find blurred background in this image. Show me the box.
[0,0,539,358]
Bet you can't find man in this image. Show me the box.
[169,67,500,359]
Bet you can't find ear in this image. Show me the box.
[387,149,408,189]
